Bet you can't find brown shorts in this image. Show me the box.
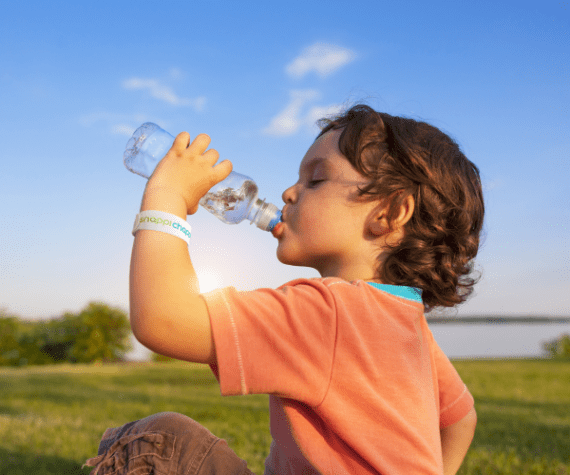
[83,412,255,475]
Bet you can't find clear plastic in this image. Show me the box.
[124,123,282,232]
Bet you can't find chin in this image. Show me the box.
[276,251,294,266]
[276,248,303,268]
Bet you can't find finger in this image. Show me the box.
[188,133,211,154]
[173,132,191,151]
[213,159,233,181]
[202,148,220,164]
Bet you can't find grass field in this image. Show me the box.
[1,359,569,474]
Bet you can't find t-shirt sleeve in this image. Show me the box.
[202,279,337,406]
[429,333,475,428]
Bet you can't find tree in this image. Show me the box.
[0,309,53,366]
[542,333,570,359]
[34,314,78,363]
[67,302,132,363]
[0,314,20,366]
[0,303,132,366]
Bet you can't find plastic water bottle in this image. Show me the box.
[124,123,282,232]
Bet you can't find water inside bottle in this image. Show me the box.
[199,180,259,224]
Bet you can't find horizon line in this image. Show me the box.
[427,315,570,325]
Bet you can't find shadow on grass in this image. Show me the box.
[0,447,92,475]
[473,396,570,461]
[108,368,219,388]
[3,366,268,415]
[0,405,21,416]
[4,366,220,408]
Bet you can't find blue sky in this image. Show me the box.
[1,1,568,356]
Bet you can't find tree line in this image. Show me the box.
[1,304,568,366]
[0,303,132,366]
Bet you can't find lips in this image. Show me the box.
[272,221,284,238]
[272,206,287,238]
[280,205,289,223]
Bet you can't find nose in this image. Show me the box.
[282,183,298,204]
[281,185,296,203]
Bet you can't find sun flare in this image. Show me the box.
[197,269,224,294]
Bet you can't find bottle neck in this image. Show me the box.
[247,198,282,231]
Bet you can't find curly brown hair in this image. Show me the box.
[318,105,485,311]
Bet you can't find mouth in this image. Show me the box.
[280,205,289,223]
[272,206,288,238]
[271,221,284,238]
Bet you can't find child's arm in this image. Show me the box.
[129,132,232,365]
[440,406,477,475]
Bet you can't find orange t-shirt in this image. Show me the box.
[204,278,474,475]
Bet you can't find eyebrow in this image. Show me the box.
[298,157,329,176]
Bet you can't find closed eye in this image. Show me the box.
[308,179,325,188]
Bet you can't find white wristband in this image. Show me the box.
[132,210,192,245]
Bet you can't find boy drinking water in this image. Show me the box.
[85,104,482,474]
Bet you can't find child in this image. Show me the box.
[85,104,482,475]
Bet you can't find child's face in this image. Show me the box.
[273,129,382,280]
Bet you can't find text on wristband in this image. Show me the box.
[138,216,192,238]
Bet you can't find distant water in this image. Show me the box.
[430,323,570,359]
[128,323,570,361]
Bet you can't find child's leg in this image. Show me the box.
[83,412,255,474]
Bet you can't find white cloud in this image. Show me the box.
[305,104,345,131]
[286,43,356,79]
[78,112,150,137]
[79,112,147,127]
[263,90,344,137]
[169,67,184,80]
[122,77,206,110]
[263,90,320,136]
[111,124,136,136]
[483,177,503,192]
[79,111,119,127]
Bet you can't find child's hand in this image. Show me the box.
[143,132,233,215]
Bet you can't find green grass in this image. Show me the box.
[453,359,570,474]
[0,359,568,474]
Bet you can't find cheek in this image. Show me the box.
[297,198,332,226]
[301,204,337,234]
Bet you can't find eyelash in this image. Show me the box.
[308,179,324,188]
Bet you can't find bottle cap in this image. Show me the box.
[254,202,282,231]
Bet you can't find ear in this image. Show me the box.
[369,194,415,237]
[369,211,389,236]
[393,194,415,230]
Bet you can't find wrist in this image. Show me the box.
[140,186,188,219]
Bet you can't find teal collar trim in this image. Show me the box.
[366,282,423,303]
